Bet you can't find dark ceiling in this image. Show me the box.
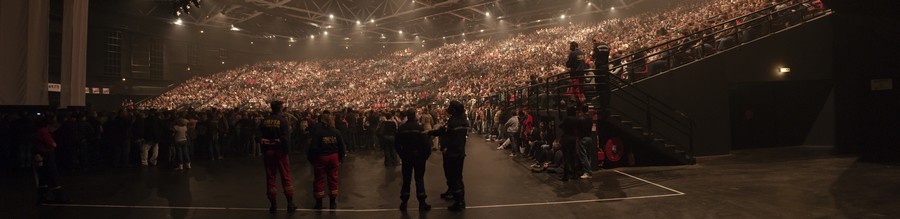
[94,0,644,45]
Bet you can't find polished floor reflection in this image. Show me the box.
[2,135,899,218]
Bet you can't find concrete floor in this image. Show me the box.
[2,134,899,219]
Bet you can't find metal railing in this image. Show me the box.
[485,0,831,158]
[491,69,696,157]
[608,0,830,83]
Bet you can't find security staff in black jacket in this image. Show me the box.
[427,101,469,211]
[566,41,588,101]
[591,36,612,119]
[395,109,432,211]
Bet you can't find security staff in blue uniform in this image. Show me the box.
[395,109,432,211]
[428,101,469,211]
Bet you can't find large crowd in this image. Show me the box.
[0,0,828,206]
[138,0,822,111]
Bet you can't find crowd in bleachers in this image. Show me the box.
[138,0,826,111]
[0,0,828,177]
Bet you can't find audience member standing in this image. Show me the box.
[110,109,133,168]
[173,117,192,170]
[34,118,68,204]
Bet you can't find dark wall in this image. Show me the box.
[612,15,836,156]
[728,80,834,149]
[825,0,900,162]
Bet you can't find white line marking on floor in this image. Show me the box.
[614,170,685,195]
[44,170,685,212]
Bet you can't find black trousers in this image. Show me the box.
[400,153,428,200]
[442,154,465,201]
[560,136,579,178]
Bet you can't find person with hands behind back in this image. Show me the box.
[308,112,346,210]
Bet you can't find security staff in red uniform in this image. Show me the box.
[308,112,346,210]
[259,101,297,213]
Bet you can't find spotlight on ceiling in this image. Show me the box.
[560,14,566,19]
[230,24,239,31]
[356,20,361,25]
[611,7,615,10]
[485,12,490,17]
[173,18,183,25]
[399,30,403,34]
[329,14,334,19]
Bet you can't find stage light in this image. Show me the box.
[311,35,315,39]
[121,78,126,82]
[187,67,191,71]
[611,7,615,10]
[200,30,204,33]
[289,44,292,47]
[779,67,791,73]
[221,61,225,64]
[442,36,446,39]
[356,20,361,25]
[174,18,183,25]
[230,25,240,31]
[329,14,334,19]
[324,31,328,35]
[462,33,466,36]
[344,37,350,40]
[588,2,592,6]
[250,41,254,45]
[560,14,566,19]
[289,37,295,42]
[486,11,490,17]
[370,19,375,23]
[399,30,403,34]
[480,29,484,32]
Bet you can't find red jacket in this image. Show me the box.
[34,127,56,153]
